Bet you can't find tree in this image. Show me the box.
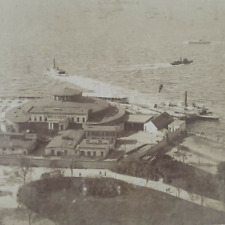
[19,157,32,184]
[69,157,75,177]
[0,217,5,225]
[17,185,38,225]
[217,162,225,207]
[217,162,225,181]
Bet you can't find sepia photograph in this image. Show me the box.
[0,0,225,224]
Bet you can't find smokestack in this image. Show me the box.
[53,58,56,69]
[185,91,187,107]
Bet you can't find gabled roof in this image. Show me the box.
[127,114,153,124]
[168,120,185,127]
[6,97,110,123]
[52,87,82,97]
[151,112,174,130]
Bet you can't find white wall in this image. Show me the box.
[168,121,186,141]
[144,121,158,132]
[45,147,76,156]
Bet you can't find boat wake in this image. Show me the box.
[115,63,172,71]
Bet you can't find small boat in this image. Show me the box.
[159,84,163,93]
[171,57,193,66]
[188,40,210,44]
[47,59,68,76]
[198,114,219,120]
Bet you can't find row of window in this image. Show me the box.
[49,149,104,157]
[29,116,48,122]
[86,131,116,137]
[29,116,86,123]
[80,151,104,157]
[51,149,67,156]
[71,117,86,123]
[53,96,70,101]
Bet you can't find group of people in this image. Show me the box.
[78,171,107,177]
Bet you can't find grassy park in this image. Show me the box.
[17,177,225,225]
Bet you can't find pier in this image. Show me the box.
[188,131,225,144]
[0,96,41,100]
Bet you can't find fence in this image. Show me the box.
[0,155,117,169]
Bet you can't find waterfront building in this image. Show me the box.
[5,87,111,134]
[143,112,174,132]
[125,114,154,131]
[124,112,173,133]
[168,119,186,141]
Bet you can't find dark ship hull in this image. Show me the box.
[171,58,193,66]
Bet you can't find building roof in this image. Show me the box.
[52,87,82,97]
[83,124,117,132]
[46,130,84,149]
[6,97,110,123]
[118,131,165,145]
[27,98,109,114]
[127,114,153,124]
[168,120,186,127]
[151,112,174,130]
[5,106,30,123]
[78,139,109,149]
[60,129,84,140]
[87,105,126,125]
[29,106,88,115]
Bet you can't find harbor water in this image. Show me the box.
[0,0,225,139]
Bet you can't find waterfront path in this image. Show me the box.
[0,166,224,212]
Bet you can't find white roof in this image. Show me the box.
[168,120,186,127]
[127,114,153,124]
[118,131,165,145]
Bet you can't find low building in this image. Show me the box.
[144,112,174,132]
[83,124,117,144]
[77,139,111,158]
[168,120,186,141]
[75,124,119,158]
[125,114,154,131]
[0,132,37,155]
[45,129,84,156]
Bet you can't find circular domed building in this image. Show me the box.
[5,87,126,135]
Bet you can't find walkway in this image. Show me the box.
[34,168,225,212]
[0,166,224,213]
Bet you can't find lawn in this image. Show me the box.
[17,177,225,225]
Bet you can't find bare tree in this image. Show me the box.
[69,157,75,177]
[27,208,32,225]
[19,157,32,184]
[176,187,181,198]
[17,160,34,225]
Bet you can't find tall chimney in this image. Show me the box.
[185,91,187,107]
[53,58,56,69]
